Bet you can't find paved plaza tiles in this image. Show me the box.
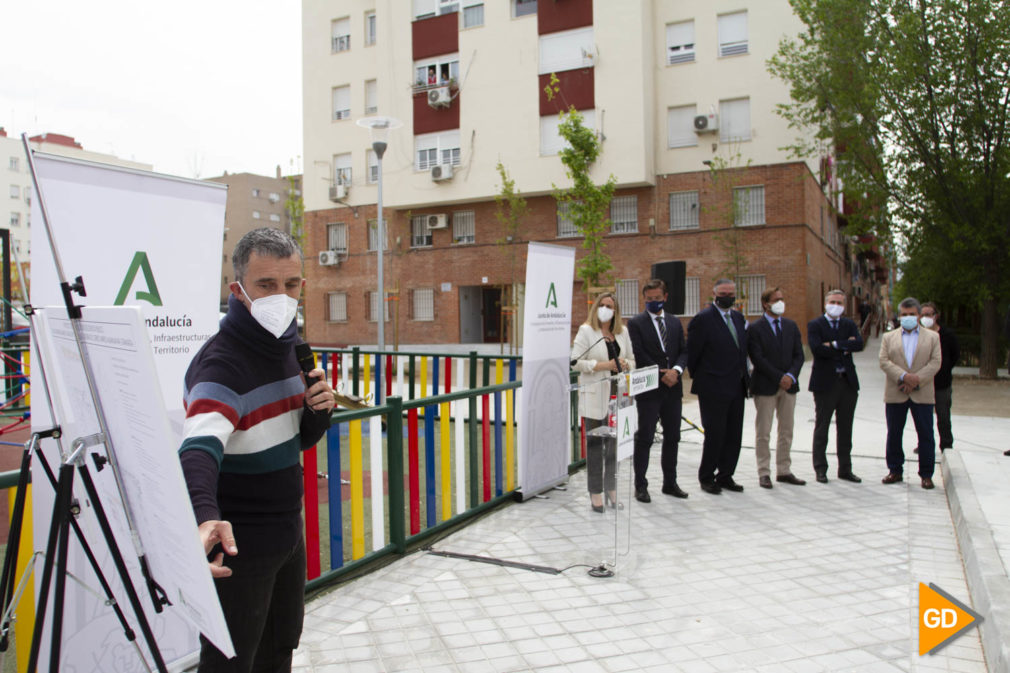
[293,339,1007,673]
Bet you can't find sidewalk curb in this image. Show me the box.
[942,451,1010,672]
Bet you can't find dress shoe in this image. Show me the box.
[635,487,651,503]
[759,475,773,489]
[699,481,722,495]
[591,502,605,513]
[1004,449,1009,456]
[837,472,862,483]
[590,494,605,513]
[776,474,806,486]
[881,472,903,484]
[661,483,689,499]
[921,477,935,490]
[815,471,828,484]
[605,493,625,510]
[716,478,744,492]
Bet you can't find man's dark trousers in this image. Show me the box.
[812,374,858,476]
[697,380,747,483]
[885,400,936,478]
[633,387,682,489]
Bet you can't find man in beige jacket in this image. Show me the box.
[879,297,942,488]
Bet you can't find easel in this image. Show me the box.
[0,135,170,672]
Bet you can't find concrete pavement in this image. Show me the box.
[294,334,1008,672]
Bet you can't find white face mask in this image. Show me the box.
[920,316,935,329]
[769,300,786,316]
[597,306,615,324]
[238,282,298,339]
[825,303,845,319]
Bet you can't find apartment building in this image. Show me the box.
[206,170,302,308]
[300,0,887,347]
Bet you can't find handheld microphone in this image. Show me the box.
[295,343,322,388]
[570,336,606,366]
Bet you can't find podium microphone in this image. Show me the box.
[295,343,322,387]
[570,336,606,366]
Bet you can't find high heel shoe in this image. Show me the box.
[605,493,624,510]
[590,494,605,513]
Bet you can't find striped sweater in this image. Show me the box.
[179,294,330,528]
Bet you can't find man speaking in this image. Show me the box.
[178,228,335,671]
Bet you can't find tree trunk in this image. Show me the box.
[978,296,999,379]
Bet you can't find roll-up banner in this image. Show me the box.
[517,242,574,500]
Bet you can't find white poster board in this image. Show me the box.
[517,242,575,500]
[28,153,227,670]
[31,306,233,669]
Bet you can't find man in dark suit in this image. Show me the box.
[627,278,689,502]
[920,302,959,452]
[687,279,750,494]
[808,289,864,483]
[747,287,806,489]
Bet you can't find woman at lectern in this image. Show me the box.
[570,292,634,512]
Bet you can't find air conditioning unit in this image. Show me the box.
[318,250,340,266]
[328,184,347,202]
[431,164,454,181]
[427,86,451,108]
[426,214,448,230]
[694,114,719,133]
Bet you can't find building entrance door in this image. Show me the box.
[459,286,481,343]
[482,287,503,343]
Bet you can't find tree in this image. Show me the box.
[768,0,1010,377]
[544,74,618,290]
[494,161,529,354]
[705,152,753,303]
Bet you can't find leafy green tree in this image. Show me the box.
[704,152,753,302]
[768,0,1010,377]
[494,161,528,353]
[544,74,618,289]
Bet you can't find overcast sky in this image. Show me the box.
[1,1,303,179]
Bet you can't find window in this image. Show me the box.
[10,213,20,227]
[369,291,390,322]
[684,277,701,315]
[367,150,379,183]
[251,188,260,197]
[540,110,596,155]
[734,185,765,226]
[538,27,594,74]
[333,153,352,186]
[669,191,700,230]
[327,222,348,253]
[556,201,579,238]
[415,54,460,87]
[667,105,697,149]
[719,98,751,142]
[9,157,19,171]
[364,79,378,114]
[452,210,475,244]
[365,11,376,46]
[415,130,461,170]
[269,192,280,202]
[462,2,484,28]
[9,185,18,199]
[413,0,460,20]
[735,274,765,315]
[327,292,348,322]
[331,18,351,52]
[412,288,435,321]
[615,279,639,316]
[411,215,433,248]
[252,210,261,219]
[665,21,695,64]
[332,86,351,121]
[718,12,748,57]
[269,214,281,222]
[513,0,536,17]
[367,219,388,251]
[23,186,30,205]
[610,196,638,234]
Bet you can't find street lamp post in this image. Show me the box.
[357,116,401,403]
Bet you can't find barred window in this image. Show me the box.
[327,292,347,322]
[669,191,699,230]
[734,185,765,226]
[411,215,433,248]
[369,291,390,322]
[367,219,388,251]
[326,222,347,253]
[684,277,701,315]
[735,274,766,315]
[610,196,638,234]
[413,288,435,321]
[556,201,579,238]
[615,279,639,317]
[453,210,475,244]
[331,18,350,52]
[367,150,378,184]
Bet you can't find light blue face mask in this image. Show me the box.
[900,315,919,331]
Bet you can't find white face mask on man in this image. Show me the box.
[238,282,298,339]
